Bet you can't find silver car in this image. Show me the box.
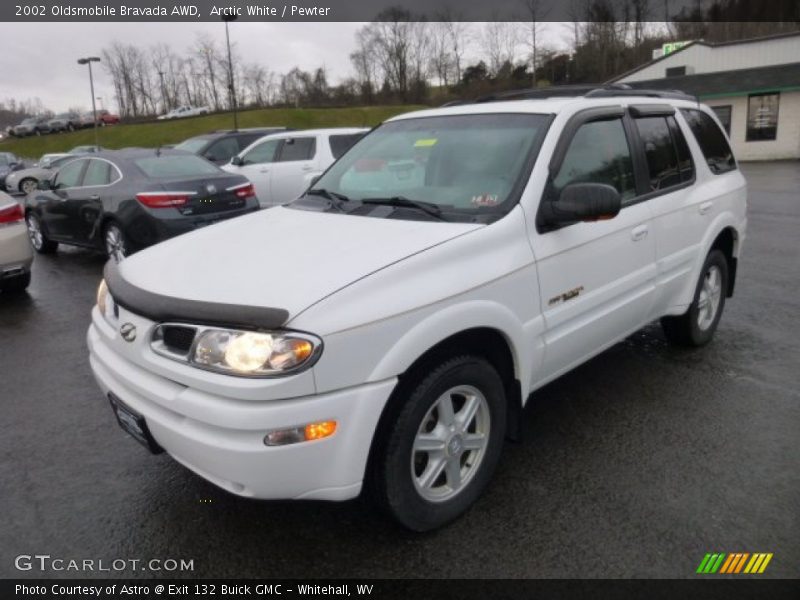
[4,154,81,195]
[0,191,33,293]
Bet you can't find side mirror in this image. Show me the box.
[543,182,621,226]
[309,174,322,187]
[37,179,53,191]
[230,155,244,167]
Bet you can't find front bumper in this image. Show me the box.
[87,315,395,501]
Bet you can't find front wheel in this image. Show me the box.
[369,355,507,531]
[26,213,58,254]
[661,249,728,347]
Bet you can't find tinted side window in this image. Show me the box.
[680,109,736,174]
[666,116,695,183]
[634,117,682,191]
[278,137,316,162]
[243,139,280,165]
[552,118,636,204]
[55,160,86,188]
[329,134,365,159]
[83,160,111,186]
[205,138,239,162]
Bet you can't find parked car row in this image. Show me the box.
[7,110,120,137]
[8,125,368,263]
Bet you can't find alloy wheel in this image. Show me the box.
[411,385,491,503]
[697,265,722,331]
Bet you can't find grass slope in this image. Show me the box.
[0,105,424,160]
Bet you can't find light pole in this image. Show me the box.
[222,11,239,130]
[77,56,101,148]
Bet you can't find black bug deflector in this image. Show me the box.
[104,260,290,330]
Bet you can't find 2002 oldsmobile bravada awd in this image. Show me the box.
[88,87,747,531]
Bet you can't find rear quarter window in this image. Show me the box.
[134,155,221,178]
[329,134,366,159]
[680,109,736,174]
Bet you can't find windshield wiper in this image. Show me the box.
[304,188,351,211]
[361,196,447,221]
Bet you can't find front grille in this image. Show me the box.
[161,325,196,354]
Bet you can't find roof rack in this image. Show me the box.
[448,83,697,106]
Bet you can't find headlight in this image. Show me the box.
[97,279,108,314]
[187,328,320,377]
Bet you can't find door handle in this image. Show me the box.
[631,225,649,242]
[89,194,100,200]
[259,168,269,173]
[699,201,713,215]
[301,165,313,171]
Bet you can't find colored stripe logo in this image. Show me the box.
[696,553,773,574]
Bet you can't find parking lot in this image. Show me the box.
[1,161,798,579]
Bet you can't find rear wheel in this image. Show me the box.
[661,249,728,347]
[1,272,31,294]
[104,222,128,262]
[19,178,38,195]
[369,355,507,531]
[26,212,58,254]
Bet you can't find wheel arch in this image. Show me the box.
[709,226,739,297]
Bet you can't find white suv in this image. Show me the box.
[222,128,369,208]
[88,88,746,531]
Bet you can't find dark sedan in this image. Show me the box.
[174,128,288,165]
[24,149,259,262]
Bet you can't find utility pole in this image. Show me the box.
[77,56,101,148]
[222,11,239,130]
[158,70,168,114]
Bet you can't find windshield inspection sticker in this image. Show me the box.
[414,138,438,147]
[471,194,499,207]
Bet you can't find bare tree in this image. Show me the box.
[519,0,552,85]
[482,20,522,76]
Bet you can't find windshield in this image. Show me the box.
[302,113,550,221]
[175,137,211,153]
[21,118,35,125]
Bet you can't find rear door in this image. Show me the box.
[66,158,120,244]
[268,136,318,205]
[627,105,701,317]
[531,107,658,382]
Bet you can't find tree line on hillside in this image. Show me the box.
[4,0,798,127]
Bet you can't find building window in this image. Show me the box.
[710,106,732,136]
[665,66,687,77]
[746,93,779,142]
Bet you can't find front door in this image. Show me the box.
[38,158,88,240]
[234,138,281,207]
[531,112,657,382]
[269,136,318,205]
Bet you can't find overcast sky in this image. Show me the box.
[0,22,569,113]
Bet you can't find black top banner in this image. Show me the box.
[2,0,799,22]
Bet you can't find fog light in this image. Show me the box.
[264,421,338,446]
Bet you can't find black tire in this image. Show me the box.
[369,355,507,531]
[25,212,58,254]
[1,271,31,294]
[104,221,128,262]
[19,178,38,195]
[661,249,728,347]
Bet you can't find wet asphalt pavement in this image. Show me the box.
[1,162,798,579]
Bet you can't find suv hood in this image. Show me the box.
[116,206,481,323]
